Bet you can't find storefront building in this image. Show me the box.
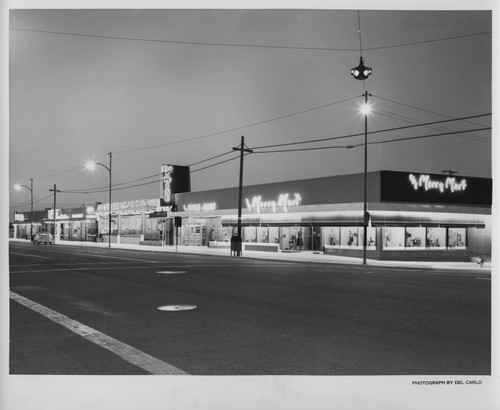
[13,206,98,241]
[171,170,492,261]
[11,170,492,262]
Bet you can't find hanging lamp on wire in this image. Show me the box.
[351,56,372,80]
[350,11,372,81]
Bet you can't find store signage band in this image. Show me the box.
[246,193,302,213]
[183,203,217,212]
[97,199,159,212]
[409,174,467,194]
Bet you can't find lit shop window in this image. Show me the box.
[426,227,446,248]
[326,227,340,246]
[341,227,359,247]
[257,227,270,243]
[243,226,258,242]
[383,227,405,249]
[405,227,425,248]
[448,228,466,249]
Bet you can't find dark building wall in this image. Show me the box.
[175,172,381,210]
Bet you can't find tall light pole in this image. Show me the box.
[49,184,61,241]
[361,91,371,265]
[86,152,112,248]
[14,178,33,239]
[232,136,253,256]
[351,56,372,265]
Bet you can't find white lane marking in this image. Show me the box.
[10,252,50,259]
[71,252,157,263]
[9,291,188,375]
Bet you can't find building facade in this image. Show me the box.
[171,170,491,261]
[12,170,492,262]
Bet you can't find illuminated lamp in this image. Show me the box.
[350,57,372,80]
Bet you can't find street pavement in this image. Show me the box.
[10,238,491,271]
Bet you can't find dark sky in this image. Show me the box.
[7,7,492,216]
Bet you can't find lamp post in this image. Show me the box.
[86,152,112,248]
[361,91,371,265]
[351,56,372,265]
[49,184,61,242]
[14,178,33,240]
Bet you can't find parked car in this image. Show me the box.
[32,232,54,245]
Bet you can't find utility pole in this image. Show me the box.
[108,152,112,248]
[49,184,61,242]
[29,178,33,240]
[232,136,253,256]
[362,90,371,266]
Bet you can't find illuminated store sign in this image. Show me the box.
[409,174,467,193]
[380,171,491,205]
[97,199,159,213]
[246,193,302,213]
[162,164,173,204]
[161,164,191,206]
[183,203,217,212]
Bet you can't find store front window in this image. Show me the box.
[405,227,425,248]
[340,227,359,247]
[448,228,466,248]
[383,226,466,250]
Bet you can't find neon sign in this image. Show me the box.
[183,203,217,212]
[409,174,467,193]
[97,199,159,212]
[246,193,302,213]
[162,164,173,203]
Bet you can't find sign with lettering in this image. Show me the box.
[381,171,491,205]
[161,164,191,206]
[246,193,302,213]
[97,198,159,213]
[162,164,174,204]
[408,174,467,193]
[183,203,217,212]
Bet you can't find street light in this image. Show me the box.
[351,55,372,265]
[14,178,33,240]
[351,57,372,81]
[86,152,112,248]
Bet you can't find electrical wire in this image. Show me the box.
[253,126,491,154]
[252,113,491,150]
[11,27,490,52]
[376,110,490,145]
[114,96,359,155]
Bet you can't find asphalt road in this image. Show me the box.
[9,241,491,375]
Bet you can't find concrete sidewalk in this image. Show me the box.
[11,238,492,272]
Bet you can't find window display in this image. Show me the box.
[383,227,405,249]
[405,227,425,248]
[341,227,359,247]
[426,227,446,248]
[448,228,466,248]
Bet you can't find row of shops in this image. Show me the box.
[12,170,492,261]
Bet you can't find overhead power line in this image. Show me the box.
[11,27,490,52]
[254,126,491,154]
[114,96,359,155]
[252,113,491,150]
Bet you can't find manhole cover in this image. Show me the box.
[157,305,197,311]
[157,271,186,274]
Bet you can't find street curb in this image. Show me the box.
[9,238,491,272]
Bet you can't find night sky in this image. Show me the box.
[6,7,492,217]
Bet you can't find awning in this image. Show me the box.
[221,210,486,228]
